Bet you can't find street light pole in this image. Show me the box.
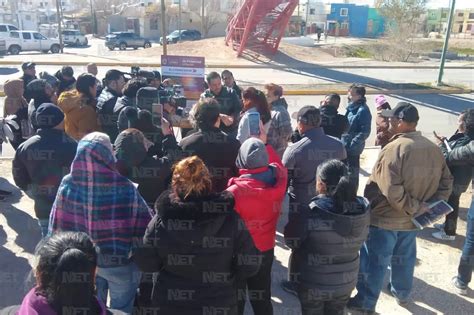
[437,0,456,86]
[55,0,64,53]
[161,0,167,56]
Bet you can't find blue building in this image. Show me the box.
[326,3,385,38]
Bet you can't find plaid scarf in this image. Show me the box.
[49,136,153,267]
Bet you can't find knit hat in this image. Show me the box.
[35,103,64,129]
[375,95,388,109]
[236,138,269,170]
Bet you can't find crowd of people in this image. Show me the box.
[0,61,472,315]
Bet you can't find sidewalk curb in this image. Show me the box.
[0,59,472,70]
[0,88,470,98]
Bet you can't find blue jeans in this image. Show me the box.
[458,197,474,286]
[38,219,49,238]
[351,226,417,311]
[96,262,141,314]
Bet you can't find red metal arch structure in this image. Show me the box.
[225,0,299,57]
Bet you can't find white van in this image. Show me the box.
[0,24,19,38]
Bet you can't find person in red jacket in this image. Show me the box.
[227,137,288,315]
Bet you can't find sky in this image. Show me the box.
[324,0,472,9]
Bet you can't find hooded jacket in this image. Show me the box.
[3,79,31,147]
[55,70,76,96]
[20,73,37,101]
[57,90,101,141]
[341,98,372,156]
[27,79,53,132]
[267,98,293,158]
[375,112,392,147]
[97,87,121,142]
[12,128,77,220]
[4,79,28,117]
[115,132,181,206]
[49,134,153,267]
[227,145,288,252]
[180,127,241,193]
[440,133,473,195]
[284,195,370,297]
[364,131,453,230]
[132,190,259,314]
[320,105,349,139]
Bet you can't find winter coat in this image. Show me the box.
[97,87,121,142]
[3,79,28,117]
[3,79,31,148]
[320,105,349,139]
[49,135,153,267]
[236,107,271,144]
[282,127,347,205]
[57,90,101,141]
[284,196,370,297]
[55,71,76,96]
[131,190,260,314]
[115,132,181,207]
[341,98,372,156]
[440,133,473,195]
[27,94,53,133]
[227,146,288,252]
[375,112,392,147]
[180,127,241,193]
[20,73,36,102]
[136,110,164,158]
[18,287,107,315]
[201,87,242,135]
[267,98,293,158]
[443,139,474,188]
[364,131,453,230]
[114,96,138,132]
[12,129,77,219]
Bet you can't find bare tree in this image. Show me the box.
[195,0,221,38]
[375,0,427,61]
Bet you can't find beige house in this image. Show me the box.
[452,9,474,36]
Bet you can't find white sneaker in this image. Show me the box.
[432,231,455,241]
[433,223,445,230]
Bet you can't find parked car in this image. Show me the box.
[62,30,88,46]
[6,30,61,55]
[105,32,152,50]
[159,29,201,45]
[0,39,6,55]
[0,24,19,38]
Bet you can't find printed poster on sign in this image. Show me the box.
[161,55,205,100]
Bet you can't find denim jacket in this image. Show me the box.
[341,98,372,156]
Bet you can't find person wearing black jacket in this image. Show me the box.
[12,103,77,237]
[320,94,349,139]
[97,70,126,142]
[222,70,243,100]
[433,109,474,241]
[55,66,76,96]
[113,78,148,128]
[285,159,370,315]
[180,98,241,192]
[201,72,242,137]
[132,156,260,314]
[26,79,57,132]
[114,124,180,207]
[136,109,164,157]
[20,62,37,102]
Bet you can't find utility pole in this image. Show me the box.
[89,0,96,35]
[161,0,167,56]
[56,0,64,53]
[437,0,456,86]
[178,0,182,40]
[305,0,309,35]
[201,0,205,37]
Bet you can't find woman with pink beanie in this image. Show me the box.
[375,95,392,147]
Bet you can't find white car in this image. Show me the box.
[6,30,61,55]
[62,30,88,46]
